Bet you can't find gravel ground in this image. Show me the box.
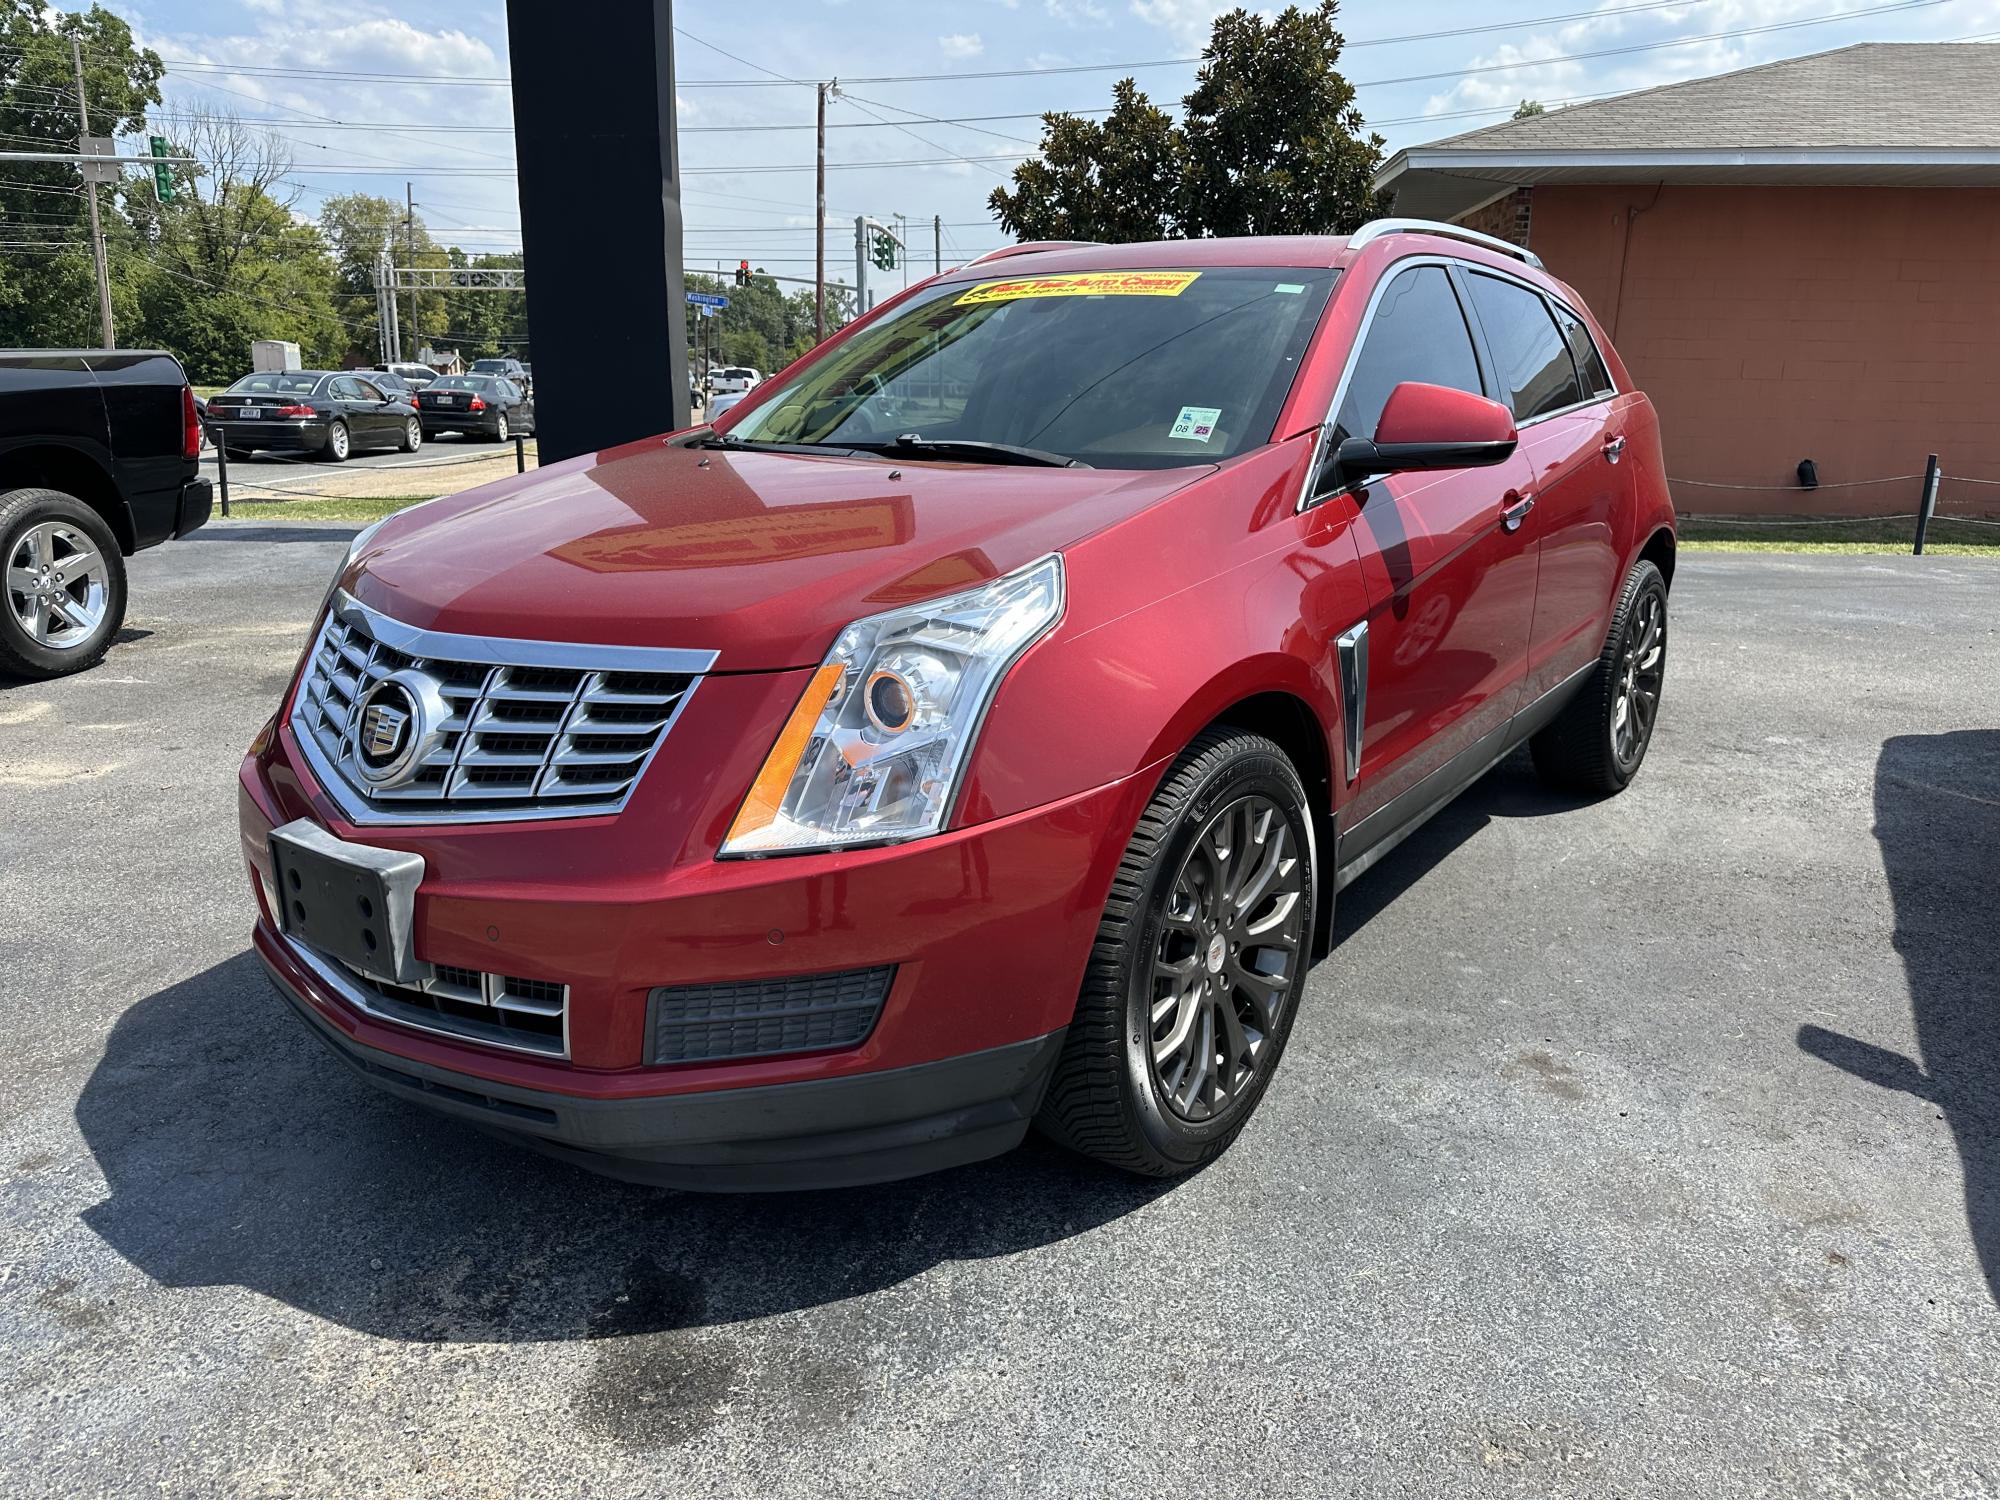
[2,525,1996,1498]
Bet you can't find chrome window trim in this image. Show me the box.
[281,929,573,1060]
[1296,253,1617,514]
[289,591,718,827]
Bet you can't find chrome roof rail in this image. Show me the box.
[963,240,1101,267]
[1346,217,1543,269]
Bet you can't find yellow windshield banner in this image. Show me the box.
[956,270,1201,305]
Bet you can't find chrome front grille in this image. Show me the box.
[286,935,573,1057]
[291,592,715,825]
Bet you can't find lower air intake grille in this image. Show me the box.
[646,967,894,1065]
[330,955,569,1057]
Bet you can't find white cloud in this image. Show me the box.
[939,33,986,59]
[1127,0,1224,48]
[1045,0,1111,30]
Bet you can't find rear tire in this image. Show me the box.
[0,488,127,680]
[222,447,253,463]
[1530,559,1668,794]
[398,416,421,453]
[322,420,350,463]
[1036,729,1314,1177]
[493,413,510,444]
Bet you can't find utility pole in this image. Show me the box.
[71,37,113,349]
[402,182,419,362]
[934,214,941,275]
[894,212,909,291]
[814,80,836,344]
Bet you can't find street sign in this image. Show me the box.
[148,136,173,201]
[685,291,730,309]
[78,136,117,185]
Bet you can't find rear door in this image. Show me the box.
[1317,260,1541,828]
[346,376,397,445]
[1459,271,1627,704]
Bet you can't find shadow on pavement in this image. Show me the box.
[1798,729,2000,1305]
[1333,746,1596,944]
[183,525,361,544]
[76,951,1168,1344]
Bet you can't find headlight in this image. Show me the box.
[721,554,1065,855]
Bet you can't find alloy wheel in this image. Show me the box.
[1612,589,1665,767]
[1148,794,1306,1122]
[405,417,421,450]
[4,520,110,651]
[495,414,509,443]
[329,421,350,460]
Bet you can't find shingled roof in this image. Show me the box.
[1375,43,2000,220]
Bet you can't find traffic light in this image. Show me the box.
[148,135,174,202]
[870,229,897,272]
[735,259,751,286]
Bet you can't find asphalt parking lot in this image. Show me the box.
[2,527,1996,1497]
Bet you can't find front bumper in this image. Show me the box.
[241,716,1160,1188]
[260,930,1064,1190]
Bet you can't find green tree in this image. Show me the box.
[0,1,163,347]
[1513,99,1547,118]
[990,2,1382,242]
[319,191,458,364]
[122,105,343,383]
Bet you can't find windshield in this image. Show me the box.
[432,376,494,392]
[726,266,1336,468]
[228,372,323,395]
[470,360,510,373]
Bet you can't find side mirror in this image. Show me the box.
[1331,381,1518,488]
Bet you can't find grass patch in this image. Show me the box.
[220,496,429,524]
[1679,515,2000,556]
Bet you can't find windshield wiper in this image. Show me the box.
[842,434,1090,469]
[686,430,865,459]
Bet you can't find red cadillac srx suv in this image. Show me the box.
[240,221,1675,1190]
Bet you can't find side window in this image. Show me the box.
[1463,272,1583,420]
[351,378,384,401]
[329,377,359,400]
[1331,265,1485,446]
[1552,301,1614,399]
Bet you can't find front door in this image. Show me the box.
[1314,261,1540,827]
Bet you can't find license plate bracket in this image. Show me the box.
[268,819,424,985]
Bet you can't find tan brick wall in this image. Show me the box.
[1527,184,2000,516]
[1453,188,1534,250]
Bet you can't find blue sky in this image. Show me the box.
[69,0,2000,283]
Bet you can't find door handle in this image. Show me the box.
[1602,435,1627,464]
[1500,491,1536,532]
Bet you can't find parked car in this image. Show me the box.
[0,349,210,678]
[710,365,760,396]
[414,375,535,442]
[377,361,440,391]
[241,222,1674,1190]
[468,357,530,396]
[705,389,748,420]
[208,371,421,462]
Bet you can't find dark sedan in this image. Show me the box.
[415,375,535,442]
[208,371,421,462]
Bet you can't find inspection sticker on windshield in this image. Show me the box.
[956,270,1202,305]
[1168,405,1223,442]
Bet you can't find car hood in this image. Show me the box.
[345,437,1212,671]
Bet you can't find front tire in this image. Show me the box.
[1036,729,1314,1177]
[1531,559,1668,794]
[0,488,127,680]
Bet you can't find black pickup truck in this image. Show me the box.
[0,350,211,680]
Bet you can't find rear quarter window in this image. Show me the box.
[1463,271,1584,421]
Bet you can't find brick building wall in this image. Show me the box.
[1453,188,1534,249]
[1520,183,2000,517]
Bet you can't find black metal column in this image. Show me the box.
[505,0,690,462]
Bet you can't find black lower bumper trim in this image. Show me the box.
[176,477,213,538]
[262,953,1066,1192]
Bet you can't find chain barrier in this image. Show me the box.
[212,436,534,515]
[1668,459,1999,554]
